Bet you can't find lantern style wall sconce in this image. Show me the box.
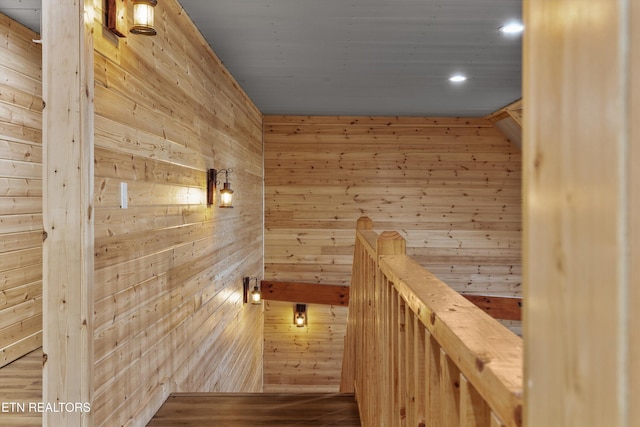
[130,0,158,35]
[106,0,157,37]
[207,168,234,208]
[294,304,307,327]
[243,277,261,305]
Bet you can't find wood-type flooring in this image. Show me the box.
[0,350,360,426]
[147,392,361,426]
[0,348,42,427]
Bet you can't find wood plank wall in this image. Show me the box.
[0,13,43,368]
[91,1,264,425]
[263,301,347,393]
[263,115,522,390]
[264,116,522,294]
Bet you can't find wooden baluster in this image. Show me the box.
[415,322,426,427]
[397,294,407,426]
[425,330,441,427]
[369,251,377,425]
[390,287,398,426]
[381,275,392,426]
[460,375,490,427]
[362,250,370,424]
[440,349,460,427]
[405,305,416,426]
[355,243,366,410]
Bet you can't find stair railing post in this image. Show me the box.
[341,216,374,395]
[376,231,406,426]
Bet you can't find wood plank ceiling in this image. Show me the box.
[0,0,522,116]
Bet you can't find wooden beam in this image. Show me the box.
[486,99,523,125]
[461,295,522,321]
[261,281,349,306]
[486,99,523,150]
[42,0,95,425]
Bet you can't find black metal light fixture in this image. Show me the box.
[218,169,234,208]
[207,168,234,208]
[130,0,158,35]
[243,277,261,305]
[294,304,307,327]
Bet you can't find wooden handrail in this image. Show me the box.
[341,217,523,427]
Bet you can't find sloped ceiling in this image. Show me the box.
[0,0,522,116]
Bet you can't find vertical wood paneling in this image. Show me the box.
[263,301,347,393]
[264,116,522,296]
[0,13,42,368]
[524,1,638,426]
[91,1,264,425]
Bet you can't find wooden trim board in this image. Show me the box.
[261,280,349,306]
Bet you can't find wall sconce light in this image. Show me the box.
[218,169,234,208]
[294,304,307,327]
[106,0,157,37]
[207,168,234,208]
[130,0,158,35]
[243,277,261,305]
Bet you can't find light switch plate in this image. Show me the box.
[120,182,128,209]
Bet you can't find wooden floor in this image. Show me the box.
[0,348,42,427]
[0,350,360,426]
[147,393,361,426]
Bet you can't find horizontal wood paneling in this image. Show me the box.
[263,301,347,393]
[0,13,42,369]
[264,115,522,296]
[264,116,521,390]
[92,1,263,425]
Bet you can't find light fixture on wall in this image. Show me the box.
[243,277,261,305]
[130,0,158,35]
[294,304,307,327]
[207,168,235,207]
[106,0,157,37]
[218,169,234,208]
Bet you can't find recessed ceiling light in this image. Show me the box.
[449,74,467,83]
[500,22,524,34]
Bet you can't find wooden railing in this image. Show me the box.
[341,217,523,427]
